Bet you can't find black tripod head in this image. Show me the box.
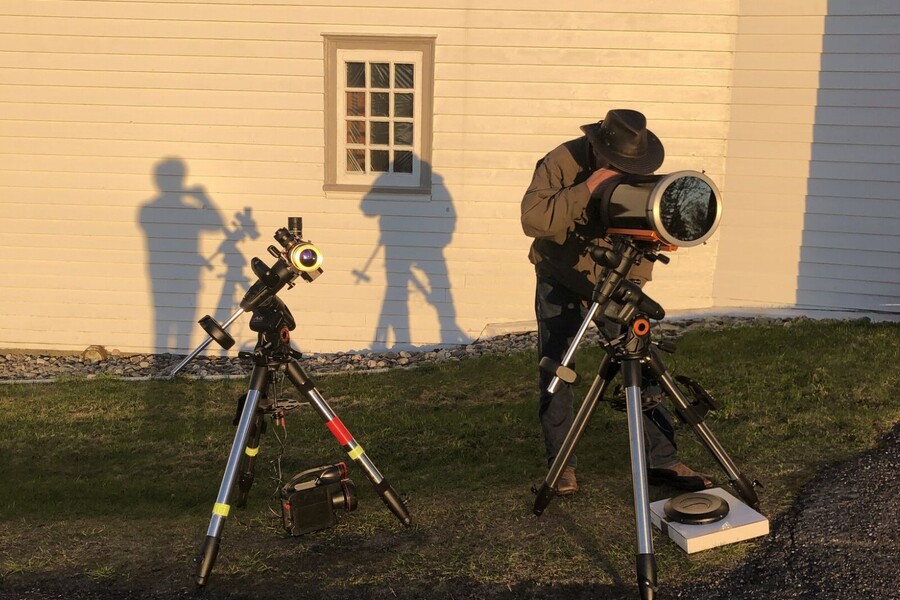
[591,235,667,327]
[247,295,297,362]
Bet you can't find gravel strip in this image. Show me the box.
[0,315,805,383]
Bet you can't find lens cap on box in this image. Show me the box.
[663,492,730,525]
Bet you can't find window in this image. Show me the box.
[324,35,435,194]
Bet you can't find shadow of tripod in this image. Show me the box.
[206,207,260,352]
[532,235,761,600]
[170,217,411,587]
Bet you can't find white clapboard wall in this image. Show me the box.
[11,1,876,355]
[715,1,900,314]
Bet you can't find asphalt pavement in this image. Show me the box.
[671,422,899,600]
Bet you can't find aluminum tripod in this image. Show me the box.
[532,237,760,600]
[170,219,411,587]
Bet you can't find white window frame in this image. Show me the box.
[324,35,435,195]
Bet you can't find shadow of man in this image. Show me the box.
[358,163,467,350]
[138,157,225,353]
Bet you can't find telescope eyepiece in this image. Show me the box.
[287,216,303,237]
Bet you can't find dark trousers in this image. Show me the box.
[535,275,680,470]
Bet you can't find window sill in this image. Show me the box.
[323,183,433,199]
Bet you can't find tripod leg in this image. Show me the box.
[623,360,658,600]
[533,353,616,515]
[284,360,412,526]
[235,412,265,508]
[645,349,760,510]
[195,364,269,587]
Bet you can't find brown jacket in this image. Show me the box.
[521,135,652,299]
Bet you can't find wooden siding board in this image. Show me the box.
[823,15,900,36]
[727,156,900,182]
[805,123,900,146]
[432,98,730,121]
[798,263,899,285]
[804,213,900,236]
[6,0,735,12]
[437,61,732,84]
[434,114,730,138]
[805,196,899,219]
[1,67,324,95]
[1,84,322,111]
[434,80,732,102]
[712,271,801,306]
[0,139,320,164]
[0,154,324,183]
[804,143,900,164]
[819,71,900,90]
[807,178,900,201]
[738,16,826,35]
[0,34,323,61]
[478,41,709,58]
[0,101,322,127]
[738,1,827,15]
[732,51,822,71]
[0,171,325,198]
[734,33,823,53]
[4,4,737,33]
[813,106,900,127]
[795,291,898,312]
[731,70,821,89]
[798,246,899,270]
[801,231,898,254]
[797,276,900,300]
[0,121,318,147]
[440,66,732,88]
[0,51,323,76]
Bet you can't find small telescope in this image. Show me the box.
[169,216,323,374]
[598,170,722,248]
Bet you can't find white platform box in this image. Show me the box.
[649,487,769,554]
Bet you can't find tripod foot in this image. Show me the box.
[636,553,658,600]
[532,482,555,516]
[732,473,761,511]
[377,480,412,525]
[194,535,221,587]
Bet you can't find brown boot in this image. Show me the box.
[556,466,578,496]
[647,462,715,491]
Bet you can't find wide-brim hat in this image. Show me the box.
[580,109,664,175]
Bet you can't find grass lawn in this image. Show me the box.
[1,318,897,599]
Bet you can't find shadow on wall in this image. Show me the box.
[798,1,900,314]
[138,157,256,353]
[356,159,469,351]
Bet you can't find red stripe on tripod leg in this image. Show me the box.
[326,417,354,445]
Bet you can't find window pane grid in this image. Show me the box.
[343,60,417,176]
